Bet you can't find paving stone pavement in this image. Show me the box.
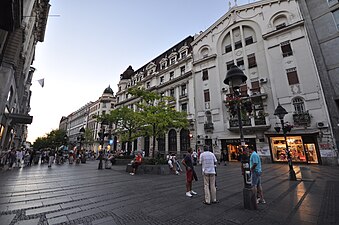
[0,160,338,225]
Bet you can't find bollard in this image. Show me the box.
[241,157,257,210]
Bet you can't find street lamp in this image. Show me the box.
[274,104,297,181]
[224,65,256,210]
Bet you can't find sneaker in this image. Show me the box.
[186,192,193,197]
[130,173,135,176]
[259,199,266,204]
[190,190,197,195]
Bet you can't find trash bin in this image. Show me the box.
[300,166,313,181]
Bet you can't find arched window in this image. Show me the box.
[180,129,190,153]
[293,97,305,113]
[157,134,165,154]
[168,129,177,153]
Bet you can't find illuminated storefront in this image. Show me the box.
[268,134,320,164]
[221,138,256,162]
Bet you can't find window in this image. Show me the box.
[180,66,186,75]
[180,129,190,152]
[202,69,209,81]
[170,71,174,80]
[160,76,164,84]
[234,40,242,50]
[111,103,114,109]
[287,68,299,85]
[118,86,121,92]
[146,82,150,88]
[168,129,177,152]
[180,51,187,59]
[206,111,212,123]
[161,63,166,70]
[333,9,339,30]
[204,89,210,102]
[225,44,232,53]
[281,41,293,57]
[293,97,305,113]
[226,61,235,70]
[251,81,260,94]
[117,97,119,103]
[248,54,257,68]
[236,58,244,69]
[181,103,188,112]
[170,57,175,65]
[170,88,175,97]
[102,103,107,108]
[245,36,253,45]
[276,23,286,30]
[181,84,187,96]
[125,94,129,99]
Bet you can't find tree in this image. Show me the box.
[128,87,189,157]
[32,129,67,150]
[98,106,143,155]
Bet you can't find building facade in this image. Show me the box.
[60,86,116,153]
[191,0,337,165]
[298,0,339,164]
[115,36,194,157]
[0,0,50,152]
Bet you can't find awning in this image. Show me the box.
[8,113,33,125]
[264,129,319,136]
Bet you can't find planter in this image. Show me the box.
[126,164,171,175]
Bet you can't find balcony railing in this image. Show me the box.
[293,111,311,126]
[229,118,251,128]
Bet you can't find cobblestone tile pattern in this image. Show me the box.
[1,161,338,225]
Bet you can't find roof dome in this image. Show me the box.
[120,65,134,80]
[103,85,113,95]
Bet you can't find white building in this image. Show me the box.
[191,0,337,165]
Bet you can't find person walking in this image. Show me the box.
[249,147,266,204]
[98,150,104,170]
[48,148,55,168]
[182,148,197,197]
[199,147,218,205]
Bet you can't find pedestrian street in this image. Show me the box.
[0,161,338,225]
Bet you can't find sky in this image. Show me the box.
[27,0,254,143]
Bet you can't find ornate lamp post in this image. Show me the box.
[274,104,297,181]
[224,65,257,210]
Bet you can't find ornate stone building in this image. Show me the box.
[191,0,337,165]
[115,36,194,157]
[0,0,50,151]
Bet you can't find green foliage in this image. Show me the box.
[143,157,168,165]
[32,129,67,150]
[128,87,189,157]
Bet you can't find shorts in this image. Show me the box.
[186,169,193,183]
[251,171,262,187]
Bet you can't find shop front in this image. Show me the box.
[267,133,320,164]
[221,138,256,162]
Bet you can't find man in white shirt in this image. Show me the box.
[199,147,218,205]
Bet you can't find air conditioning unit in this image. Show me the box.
[317,122,328,129]
[259,78,268,83]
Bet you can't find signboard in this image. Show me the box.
[256,144,271,156]
[320,150,336,157]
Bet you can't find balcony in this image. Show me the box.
[293,111,311,126]
[204,123,214,132]
[229,118,251,128]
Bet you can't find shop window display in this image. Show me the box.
[271,136,307,162]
